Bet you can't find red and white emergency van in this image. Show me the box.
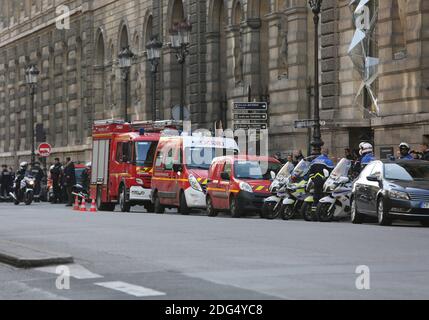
[206,155,282,218]
[90,120,181,212]
[151,135,239,214]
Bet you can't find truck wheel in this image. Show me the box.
[119,185,131,213]
[206,196,218,217]
[179,192,190,215]
[144,203,155,213]
[153,192,165,214]
[230,196,242,218]
[96,186,115,212]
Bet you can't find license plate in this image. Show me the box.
[421,202,429,209]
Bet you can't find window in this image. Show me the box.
[155,151,163,168]
[116,143,123,162]
[223,162,231,176]
[384,163,429,181]
[164,149,174,171]
[135,141,157,166]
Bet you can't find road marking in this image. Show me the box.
[94,281,166,297]
[36,264,103,280]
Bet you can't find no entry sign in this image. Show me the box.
[38,143,52,157]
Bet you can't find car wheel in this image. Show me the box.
[206,196,218,217]
[119,185,131,213]
[377,197,392,226]
[179,191,190,215]
[230,196,242,218]
[153,192,165,214]
[351,198,364,224]
[420,220,429,227]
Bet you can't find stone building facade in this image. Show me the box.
[0,0,428,166]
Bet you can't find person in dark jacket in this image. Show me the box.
[63,157,76,206]
[419,143,429,161]
[30,162,44,202]
[50,158,63,203]
[81,162,91,192]
[308,148,335,208]
[0,165,13,201]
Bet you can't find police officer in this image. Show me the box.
[30,162,45,202]
[398,142,414,160]
[50,158,63,203]
[352,142,375,177]
[0,165,12,201]
[308,148,335,210]
[14,162,29,198]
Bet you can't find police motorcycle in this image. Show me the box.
[11,173,36,205]
[316,158,353,222]
[281,159,311,220]
[261,162,294,219]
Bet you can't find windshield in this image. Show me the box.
[136,141,157,166]
[292,160,310,178]
[234,161,282,180]
[277,162,294,180]
[185,147,238,170]
[330,158,351,179]
[384,163,429,181]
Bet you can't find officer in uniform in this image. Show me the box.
[30,162,45,202]
[0,165,12,201]
[50,158,63,203]
[308,148,335,210]
[398,142,414,160]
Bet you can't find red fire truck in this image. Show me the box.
[90,120,181,212]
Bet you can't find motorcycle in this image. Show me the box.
[261,162,294,219]
[281,159,311,220]
[10,175,36,205]
[300,168,330,222]
[72,184,91,202]
[316,158,353,222]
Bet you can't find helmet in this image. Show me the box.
[20,161,28,169]
[359,143,373,156]
[399,142,410,150]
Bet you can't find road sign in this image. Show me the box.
[294,119,326,129]
[233,102,268,111]
[233,102,268,131]
[233,113,268,121]
[38,143,52,157]
[234,124,268,130]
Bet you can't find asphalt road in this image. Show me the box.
[0,202,428,300]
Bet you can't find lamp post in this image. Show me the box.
[146,36,163,122]
[170,20,192,121]
[118,46,134,123]
[25,64,40,166]
[309,0,324,156]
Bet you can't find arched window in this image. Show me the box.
[96,32,105,66]
[171,0,185,27]
[119,24,129,50]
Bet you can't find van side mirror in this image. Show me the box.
[220,172,230,181]
[173,164,182,173]
[367,175,380,182]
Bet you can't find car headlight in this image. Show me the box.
[29,181,35,185]
[239,182,253,193]
[136,178,144,185]
[389,190,410,200]
[188,174,203,192]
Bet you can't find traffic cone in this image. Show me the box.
[90,199,97,213]
[73,196,80,211]
[80,198,87,212]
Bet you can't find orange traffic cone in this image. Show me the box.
[80,198,87,212]
[90,199,97,213]
[73,196,80,211]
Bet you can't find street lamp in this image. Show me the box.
[146,36,163,122]
[170,19,192,121]
[25,64,40,166]
[118,46,134,123]
[309,0,324,155]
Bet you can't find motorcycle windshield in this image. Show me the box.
[292,160,310,178]
[276,162,294,180]
[330,158,351,179]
